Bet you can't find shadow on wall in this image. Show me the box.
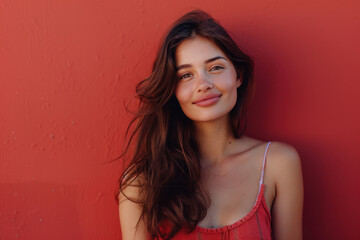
[229,22,356,238]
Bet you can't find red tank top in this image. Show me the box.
[168,142,272,240]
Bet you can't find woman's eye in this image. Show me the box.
[210,66,224,71]
[179,73,192,80]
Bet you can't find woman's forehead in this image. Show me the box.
[175,36,227,65]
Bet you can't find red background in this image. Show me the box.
[1,0,359,239]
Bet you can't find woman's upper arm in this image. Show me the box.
[269,142,304,240]
[118,184,149,240]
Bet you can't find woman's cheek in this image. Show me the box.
[175,83,193,105]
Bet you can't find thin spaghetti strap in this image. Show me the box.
[256,141,272,197]
[260,141,271,185]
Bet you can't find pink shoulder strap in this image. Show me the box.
[260,141,271,185]
[256,141,271,196]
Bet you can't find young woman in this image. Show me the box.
[117,10,303,240]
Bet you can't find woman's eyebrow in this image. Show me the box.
[205,56,226,64]
[176,56,227,71]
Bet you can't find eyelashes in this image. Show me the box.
[178,65,224,80]
[179,73,192,80]
[210,65,224,71]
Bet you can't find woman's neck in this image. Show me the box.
[194,115,235,166]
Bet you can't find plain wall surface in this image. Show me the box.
[1,0,359,239]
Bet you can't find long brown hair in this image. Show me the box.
[117,9,254,239]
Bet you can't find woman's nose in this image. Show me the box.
[196,72,214,92]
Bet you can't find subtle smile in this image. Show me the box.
[193,93,222,107]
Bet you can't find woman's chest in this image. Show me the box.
[199,166,275,228]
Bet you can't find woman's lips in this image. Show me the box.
[193,94,222,107]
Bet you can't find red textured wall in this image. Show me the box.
[1,0,359,239]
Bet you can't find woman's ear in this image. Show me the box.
[236,77,242,88]
[236,69,243,88]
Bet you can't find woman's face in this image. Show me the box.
[175,36,241,122]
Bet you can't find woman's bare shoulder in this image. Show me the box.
[118,173,145,203]
[266,141,304,239]
[237,137,302,180]
[235,136,300,161]
[267,141,301,165]
[118,173,149,240]
[265,141,302,185]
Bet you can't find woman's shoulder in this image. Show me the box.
[240,136,300,162]
[118,172,146,204]
[265,141,304,239]
[238,136,302,178]
[266,141,301,167]
[118,173,149,239]
[265,141,302,186]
